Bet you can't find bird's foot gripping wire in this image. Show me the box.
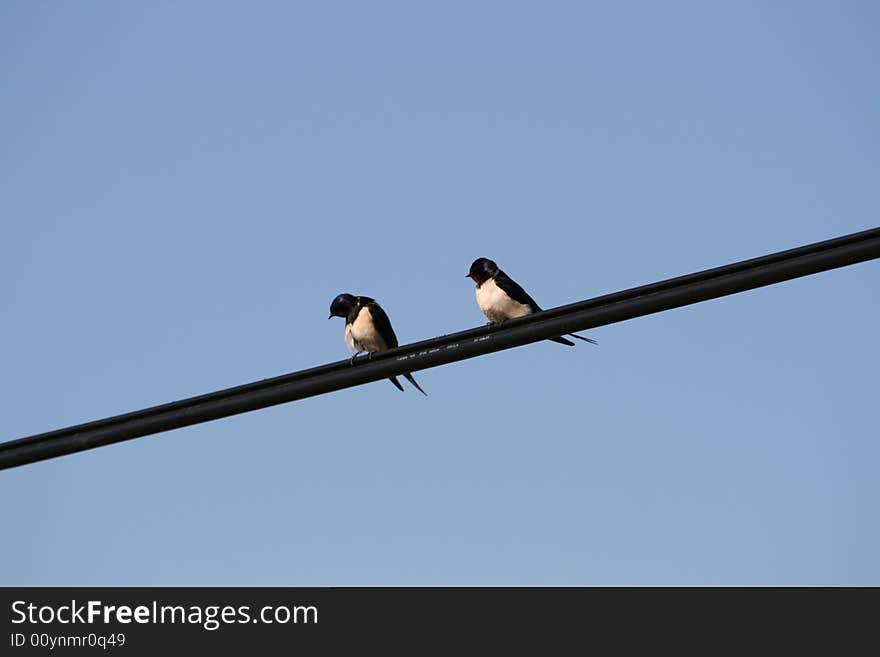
[350,351,377,366]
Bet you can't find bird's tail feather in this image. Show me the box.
[568,333,598,345]
[547,333,598,346]
[403,372,428,396]
[388,376,405,392]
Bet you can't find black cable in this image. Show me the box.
[2,227,879,470]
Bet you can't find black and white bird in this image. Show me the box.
[328,293,427,395]
[466,257,598,347]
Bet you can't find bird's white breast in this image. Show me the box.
[345,306,388,353]
[475,278,532,323]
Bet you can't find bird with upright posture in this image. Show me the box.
[466,257,598,347]
[328,293,427,395]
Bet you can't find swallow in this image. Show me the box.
[328,293,427,395]
[466,257,598,347]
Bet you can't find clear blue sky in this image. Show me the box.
[2,2,878,585]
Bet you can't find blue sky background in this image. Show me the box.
[2,2,878,585]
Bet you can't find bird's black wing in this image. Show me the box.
[365,301,399,349]
[495,271,598,347]
[367,302,428,394]
[494,270,542,313]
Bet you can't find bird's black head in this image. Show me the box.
[328,293,357,319]
[467,257,499,285]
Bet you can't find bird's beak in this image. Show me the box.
[327,314,333,319]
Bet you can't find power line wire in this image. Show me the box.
[2,226,879,470]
